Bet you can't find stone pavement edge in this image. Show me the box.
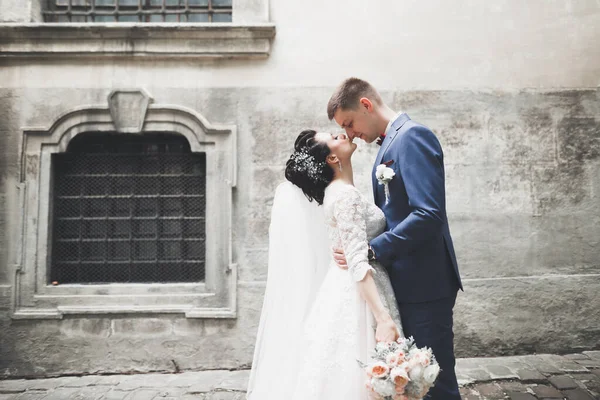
[1,352,599,399]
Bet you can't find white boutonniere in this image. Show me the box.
[375,160,395,203]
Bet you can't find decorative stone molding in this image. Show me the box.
[108,89,153,134]
[12,89,238,319]
[0,23,276,59]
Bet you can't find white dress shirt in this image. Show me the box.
[384,111,404,136]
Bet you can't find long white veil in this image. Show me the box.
[247,181,331,399]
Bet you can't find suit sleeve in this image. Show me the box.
[369,126,447,265]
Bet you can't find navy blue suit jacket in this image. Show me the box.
[370,114,462,304]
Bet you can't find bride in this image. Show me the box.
[247,129,403,399]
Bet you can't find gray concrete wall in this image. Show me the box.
[0,0,599,378]
[0,0,34,23]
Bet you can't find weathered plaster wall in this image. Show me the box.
[0,87,598,377]
[1,0,599,378]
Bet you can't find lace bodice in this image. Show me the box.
[323,181,387,281]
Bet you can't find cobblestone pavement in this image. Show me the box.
[457,352,600,400]
[1,352,598,399]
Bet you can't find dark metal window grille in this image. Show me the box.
[43,0,232,23]
[50,133,206,284]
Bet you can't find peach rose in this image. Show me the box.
[369,392,384,400]
[408,357,421,369]
[416,351,431,367]
[395,350,406,364]
[391,366,410,391]
[368,362,390,378]
[395,384,406,395]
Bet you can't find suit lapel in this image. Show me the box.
[371,164,379,203]
[372,113,411,203]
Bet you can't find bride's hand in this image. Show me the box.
[375,314,400,343]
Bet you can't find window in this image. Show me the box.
[51,133,206,285]
[43,0,233,23]
[13,95,238,319]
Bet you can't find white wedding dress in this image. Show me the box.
[291,180,402,399]
[247,181,401,400]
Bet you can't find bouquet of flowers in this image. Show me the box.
[359,337,440,400]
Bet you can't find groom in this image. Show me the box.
[328,78,463,400]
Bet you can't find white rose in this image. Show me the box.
[398,361,410,372]
[386,353,399,366]
[423,364,440,384]
[382,167,395,180]
[371,377,396,397]
[408,364,423,382]
[409,347,420,356]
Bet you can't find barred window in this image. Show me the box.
[50,133,206,284]
[43,0,233,23]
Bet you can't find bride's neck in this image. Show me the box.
[332,161,354,185]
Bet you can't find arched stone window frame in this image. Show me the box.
[12,89,237,319]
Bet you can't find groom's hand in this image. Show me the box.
[332,247,348,270]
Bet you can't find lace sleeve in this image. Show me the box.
[333,186,374,282]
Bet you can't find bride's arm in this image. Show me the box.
[334,187,400,342]
[357,271,399,342]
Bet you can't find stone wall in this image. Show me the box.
[0,86,598,377]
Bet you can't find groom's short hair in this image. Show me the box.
[327,77,383,120]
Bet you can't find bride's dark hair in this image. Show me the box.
[285,130,335,205]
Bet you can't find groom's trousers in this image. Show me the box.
[399,292,461,400]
